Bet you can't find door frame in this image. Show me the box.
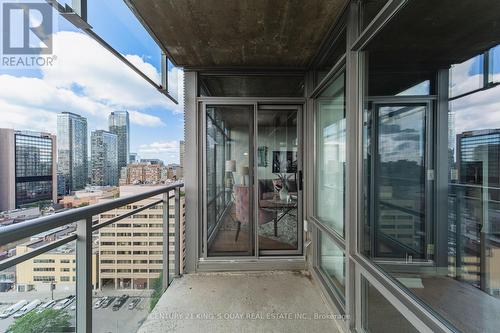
[367,96,435,269]
[199,98,305,261]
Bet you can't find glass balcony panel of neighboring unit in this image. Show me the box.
[362,277,419,333]
[87,0,162,84]
[0,240,77,333]
[319,233,346,300]
[315,72,346,237]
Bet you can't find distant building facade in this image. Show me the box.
[119,164,163,185]
[59,186,119,208]
[129,153,139,164]
[91,130,118,186]
[109,111,130,175]
[0,129,57,211]
[140,159,164,166]
[57,112,88,194]
[16,232,98,292]
[98,185,185,290]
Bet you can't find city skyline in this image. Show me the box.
[0,11,183,166]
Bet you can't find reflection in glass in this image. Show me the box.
[257,108,299,252]
[361,2,500,332]
[206,105,253,256]
[362,277,419,333]
[450,55,484,98]
[167,58,179,101]
[319,233,345,299]
[375,105,427,259]
[315,73,346,236]
[489,44,500,83]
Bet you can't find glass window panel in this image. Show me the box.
[489,44,500,84]
[198,75,304,97]
[167,58,179,101]
[361,2,500,332]
[315,73,346,237]
[362,277,419,333]
[319,233,345,299]
[87,0,162,84]
[450,54,484,98]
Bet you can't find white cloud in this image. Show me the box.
[138,140,179,154]
[0,30,182,132]
[129,110,165,127]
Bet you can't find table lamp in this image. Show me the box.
[225,160,236,188]
[240,166,249,186]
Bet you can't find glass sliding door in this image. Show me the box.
[256,106,302,254]
[204,103,303,258]
[205,105,254,256]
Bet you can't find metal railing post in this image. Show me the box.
[175,187,181,277]
[76,217,93,333]
[162,192,170,290]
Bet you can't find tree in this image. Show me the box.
[149,272,164,311]
[8,309,71,333]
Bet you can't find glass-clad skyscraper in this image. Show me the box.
[91,130,118,186]
[109,111,130,174]
[57,112,88,194]
[0,128,57,211]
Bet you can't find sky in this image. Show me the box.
[0,0,184,165]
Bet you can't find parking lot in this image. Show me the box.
[0,290,152,333]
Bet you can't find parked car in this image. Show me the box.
[101,296,115,308]
[36,300,56,313]
[94,297,104,309]
[112,295,129,311]
[0,300,28,319]
[128,298,141,310]
[13,299,42,318]
[53,296,74,310]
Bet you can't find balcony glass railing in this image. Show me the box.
[0,183,183,333]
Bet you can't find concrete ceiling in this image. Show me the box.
[128,0,347,68]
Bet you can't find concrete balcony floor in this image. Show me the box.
[138,271,341,333]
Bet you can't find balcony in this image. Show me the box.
[139,271,339,333]
[0,183,341,333]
